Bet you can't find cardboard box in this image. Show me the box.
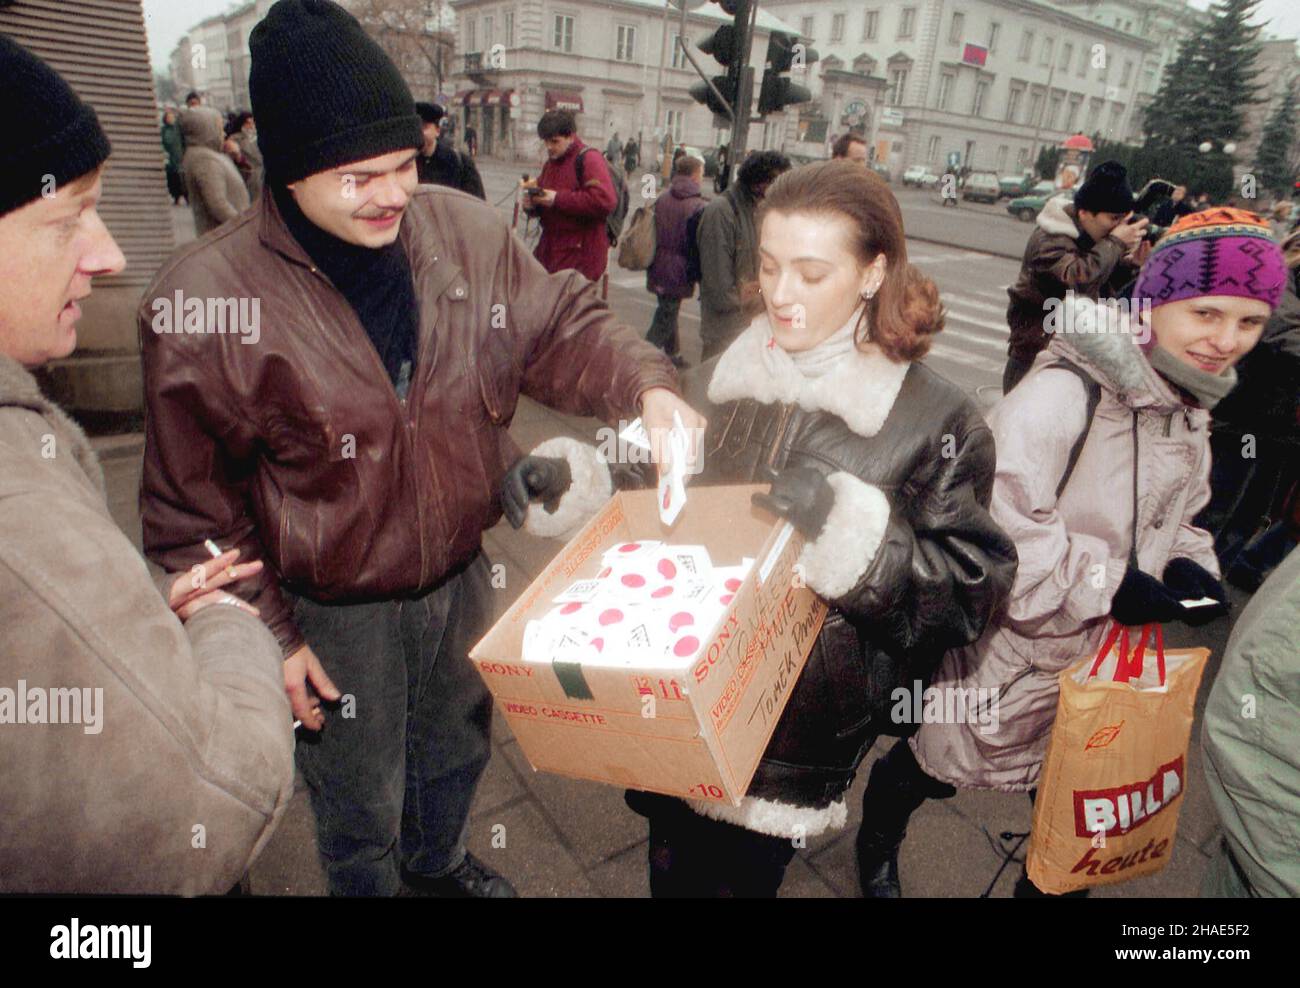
[470,485,827,807]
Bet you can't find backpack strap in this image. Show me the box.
[1050,359,1102,500]
[1050,358,1141,568]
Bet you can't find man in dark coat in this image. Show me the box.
[415,102,485,199]
[1003,161,1150,392]
[646,154,706,367]
[161,108,185,204]
[523,109,617,282]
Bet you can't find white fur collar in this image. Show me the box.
[707,314,910,439]
[1036,193,1078,237]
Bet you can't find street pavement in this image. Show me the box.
[90,169,1240,897]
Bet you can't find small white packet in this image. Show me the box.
[657,411,690,526]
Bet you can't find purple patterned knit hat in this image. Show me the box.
[1133,207,1287,311]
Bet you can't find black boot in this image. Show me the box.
[856,740,955,898]
[1012,868,1090,898]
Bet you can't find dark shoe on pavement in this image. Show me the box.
[856,830,902,898]
[399,854,517,898]
[1012,867,1089,898]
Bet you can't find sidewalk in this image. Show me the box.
[93,393,1232,898]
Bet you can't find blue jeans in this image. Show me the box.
[292,554,494,896]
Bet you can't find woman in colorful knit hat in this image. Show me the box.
[857,207,1288,898]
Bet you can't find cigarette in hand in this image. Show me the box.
[204,538,239,580]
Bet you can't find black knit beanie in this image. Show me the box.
[249,0,423,185]
[0,34,112,218]
[1074,160,1136,214]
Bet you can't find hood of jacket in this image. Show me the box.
[180,107,224,152]
[669,174,702,200]
[1044,296,1191,413]
[1036,193,1081,238]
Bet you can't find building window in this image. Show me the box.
[937,73,954,110]
[616,24,636,62]
[1028,90,1043,126]
[552,14,573,53]
[1121,60,1133,87]
[864,10,879,41]
[505,11,515,47]
[1086,98,1102,131]
[483,15,494,49]
[665,108,684,144]
[996,145,1008,171]
[1016,146,1028,169]
[1078,44,1089,77]
[1108,103,1123,134]
[670,34,687,69]
[1098,57,1109,83]
[1065,96,1082,131]
[832,13,845,42]
[465,17,477,52]
[1019,30,1034,62]
[949,12,964,45]
[988,21,1000,53]
[898,7,916,41]
[972,80,989,117]
[1006,85,1023,122]
[1040,37,1053,67]
[1047,93,1063,129]
[1060,42,1072,70]
[888,67,908,105]
[927,134,941,163]
[801,15,814,37]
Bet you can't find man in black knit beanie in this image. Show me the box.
[137,0,702,898]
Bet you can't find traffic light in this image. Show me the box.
[757,31,818,116]
[688,1,752,120]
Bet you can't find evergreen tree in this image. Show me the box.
[1142,0,1265,149]
[1253,81,1299,195]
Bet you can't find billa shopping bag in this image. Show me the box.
[1026,623,1209,894]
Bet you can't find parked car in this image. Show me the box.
[871,162,892,182]
[998,173,1036,199]
[919,170,942,188]
[961,171,1001,203]
[1005,180,1061,221]
[902,165,928,187]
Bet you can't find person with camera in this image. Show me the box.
[522,109,617,283]
[1004,161,1152,393]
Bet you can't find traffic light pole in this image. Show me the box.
[726,0,758,182]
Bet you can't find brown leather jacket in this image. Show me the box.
[139,185,677,656]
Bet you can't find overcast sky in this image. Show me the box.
[141,0,1300,72]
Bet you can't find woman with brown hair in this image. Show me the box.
[624,159,1018,897]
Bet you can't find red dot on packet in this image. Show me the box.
[651,586,674,598]
[619,543,641,553]
[598,609,624,626]
[560,602,582,615]
[725,578,742,592]
[674,636,700,657]
[719,594,735,605]
[669,612,694,632]
[658,559,677,579]
[621,573,646,588]
[591,637,604,652]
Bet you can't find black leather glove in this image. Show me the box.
[750,467,835,540]
[501,455,572,529]
[1109,566,1185,626]
[1162,557,1229,625]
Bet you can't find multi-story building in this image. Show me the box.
[449,0,813,162]
[170,0,454,114]
[764,0,1156,177]
[1234,37,1300,182]
[1049,0,1205,143]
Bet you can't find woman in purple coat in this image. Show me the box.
[645,154,707,368]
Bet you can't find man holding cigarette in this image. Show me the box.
[0,35,294,893]
[139,0,702,898]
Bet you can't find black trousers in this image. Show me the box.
[626,790,797,898]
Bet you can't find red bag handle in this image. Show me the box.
[1126,623,1167,686]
